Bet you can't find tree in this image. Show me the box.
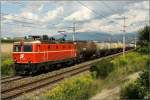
[138,25,150,43]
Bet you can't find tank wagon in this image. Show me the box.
[12,36,133,75]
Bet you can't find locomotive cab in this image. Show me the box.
[13,40,77,75]
[13,41,40,75]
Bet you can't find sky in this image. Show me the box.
[1,0,149,38]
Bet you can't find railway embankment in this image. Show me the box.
[21,48,149,100]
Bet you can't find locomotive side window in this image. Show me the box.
[14,45,21,52]
[24,45,32,52]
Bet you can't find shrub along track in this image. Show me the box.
[1,50,132,100]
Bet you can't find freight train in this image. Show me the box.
[12,35,133,75]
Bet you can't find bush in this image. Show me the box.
[138,25,149,42]
[90,59,114,79]
[41,74,94,100]
[138,70,149,88]
[1,59,14,76]
[137,70,149,94]
[120,70,149,99]
[113,56,128,67]
[120,81,146,99]
[136,46,149,54]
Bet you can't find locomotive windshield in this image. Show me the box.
[23,45,32,52]
[13,45,32,52]
[13,45,21,52]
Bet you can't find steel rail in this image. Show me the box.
[1,49,133,100]
[1,66,90,100]
[1,76,25,84]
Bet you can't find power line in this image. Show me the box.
[2,12,39,21]
[10,2,25,7]
[2,12,61,27]
[2,16,36,25]
[1,12,61,29]
[101,1,120,14]
[77,1,119,25]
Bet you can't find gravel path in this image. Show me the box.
[90,71,141,100]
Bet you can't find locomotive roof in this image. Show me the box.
[14,40,41,44]
[13,40,96,45]
[13,40,75,45]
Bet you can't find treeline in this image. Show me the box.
[1,39,18,43]
[138,25,150,46]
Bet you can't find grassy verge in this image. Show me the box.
[91,51,149,92]
[24,73,95,100]
[120,70,149,99]
[21,50,149,100]
[1,52,15,77]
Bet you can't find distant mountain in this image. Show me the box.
[62,32,138,42]
[6,31,138,43]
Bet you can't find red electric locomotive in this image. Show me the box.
[13,35,132,75]
[13,40,77,74]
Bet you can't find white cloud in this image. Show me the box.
[21,12,38,21]
[1,1,149,37]
[41,7,64,22]
[64,6,92,21]
[124,1,149,32]
[78,1,149,34]
[38,4,44,11]
[22,1,47,13]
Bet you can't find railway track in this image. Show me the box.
[1,65,90,99]
[1,76,14,80]
[1,76,25,84]
[1,50,132,100]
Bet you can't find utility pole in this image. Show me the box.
[68,19,76,41]
[122,16,127,56]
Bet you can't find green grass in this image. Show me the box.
[26,73,95,100]
[120,80,146,99]
[90,51,149,94]
[90,58,114,79]
[120,69,149,99]
[20,50,149,100]
[1,52,12,62]
[1,52,15,77]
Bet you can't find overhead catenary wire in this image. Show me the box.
[1,12,42,25]
[101,1,120,14]
[1,12,66,30]
[77,1,120,25]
